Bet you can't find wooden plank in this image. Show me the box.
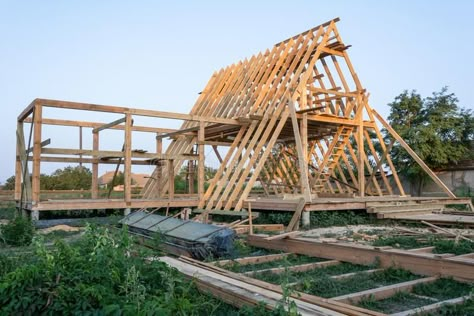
[92,116,126,133]
[37,98,241,125]
[168,160,174,200]
[372,109,455,198]
[247,235,474,281]
[198,122,205,199]
[31,103,42,205]
[265,231,302,240]
[91,132,99,199]
[288,99,311,201]
[330,268,383,280]
[211,253,291,266]
[25,117,176,133]
[244,260,340,276]
[390,295,471,316]
[159,257,344,316]
[124,113,132,203]
[331,276,437,304]
[286,198,306,232]
[233,224,284,234]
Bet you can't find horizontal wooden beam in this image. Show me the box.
[24,117,176,133]
[31,198,199,211]
[92,117,126,133]
[40,148,199,160]
[17,99,36,121]
[28,156,159,165]
[35,98,241,125]
[156,126,200,139]
[26,138,50,154]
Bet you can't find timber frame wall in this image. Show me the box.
[15,18,458,216]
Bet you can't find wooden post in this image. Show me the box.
[198,122,205,199]
[188,160,195,194]
[168,159,174,200]
[357,96,365,197]
[124,113,132,204]
[92,131,99,199]
[155,133,163,198]
[288,99,311,202]
[248,202,253,235]
[14,122,23,201]
[79,126,83,168]
[31,102,42,220]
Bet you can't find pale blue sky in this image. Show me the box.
[1,1,473,183]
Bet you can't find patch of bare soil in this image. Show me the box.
[38,225,82,234]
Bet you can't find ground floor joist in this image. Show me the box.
[246,235,474,281]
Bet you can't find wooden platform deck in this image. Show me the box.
[26,197,199,211]
[243,196,472,212]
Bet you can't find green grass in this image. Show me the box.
[309,210,377,228]
[0,203,16,220]
[412,278,473,301]
[252,210,377,228]
[254,262,376,284]
[358,291,433,313]
[221,254,324,273]
[295,267,420,298]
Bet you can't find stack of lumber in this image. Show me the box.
[159,256,385,316]
[366,201,444,219]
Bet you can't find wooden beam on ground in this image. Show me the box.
[159,256,344,316]
[179,256,384,316]
[390,295,471,316]
[247,235,474,281]
[265,231,302,240]
[244,259,340,276]
[211,253,291,266]
[233,224,284,234]
[331,276,437,304]
[372,109,455,198]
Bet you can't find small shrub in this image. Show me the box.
[0,216,35,246]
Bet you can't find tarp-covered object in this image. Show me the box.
[120,211,235,259]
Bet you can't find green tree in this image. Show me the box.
[386,87,473,195]
[2,176,15,190]
[49,166,92,190]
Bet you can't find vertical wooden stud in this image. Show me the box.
[31,102,42,206]
[124,113,132,203]
[198,122,205,199]
[92,131,99,199]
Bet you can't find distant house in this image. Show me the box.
[98,171,150,191]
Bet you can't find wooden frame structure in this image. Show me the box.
[15,18,466,219]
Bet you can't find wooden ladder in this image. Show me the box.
[312,125,353,192]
